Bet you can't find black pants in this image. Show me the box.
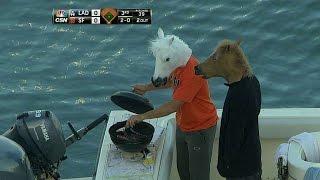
[226,171,262,180]
[176,125,216,180]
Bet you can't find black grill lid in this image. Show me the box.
[111,91,154,114]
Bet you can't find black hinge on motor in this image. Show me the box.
[277,157,288,180]
[67,122,81,140]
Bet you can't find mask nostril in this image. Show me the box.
[194,66,201,75]
[151,77,160,87]
[163,77,168,84]
[151,77,167,87]
[163,77,167,85]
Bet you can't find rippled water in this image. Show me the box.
[0,0,319,178]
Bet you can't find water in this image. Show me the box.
[0,0,319,178]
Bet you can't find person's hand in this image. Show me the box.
[125,115,144,128]
[132,84,149,95]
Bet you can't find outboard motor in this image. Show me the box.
[3,110,65,178]
[0,135,35,180]
[2,110,108,179]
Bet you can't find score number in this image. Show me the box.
[120,17,131,23]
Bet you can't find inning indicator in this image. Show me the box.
[52,8,152,25]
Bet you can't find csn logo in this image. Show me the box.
[54,10,68,23]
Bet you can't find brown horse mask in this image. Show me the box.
[195,39,251,80]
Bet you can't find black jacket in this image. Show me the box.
[217,76,262,178]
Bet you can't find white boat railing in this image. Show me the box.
[213,108,320,139]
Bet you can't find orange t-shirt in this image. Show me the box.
[171,55,218,132]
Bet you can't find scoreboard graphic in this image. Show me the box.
[52,8,151,25]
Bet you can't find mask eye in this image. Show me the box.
[211,52,217,61]
[165,58,170,62]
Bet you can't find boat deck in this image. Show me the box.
[94,110,175,180]
[63,108,320,180]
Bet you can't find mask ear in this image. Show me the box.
[169,37,174,46]
[235,39,243,46]
[158,28,164,38]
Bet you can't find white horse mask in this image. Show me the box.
[150,28,192,87]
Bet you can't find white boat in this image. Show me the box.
[63,108,320,180]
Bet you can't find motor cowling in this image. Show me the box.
[0,135,35,180]
[3,110,66,176]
